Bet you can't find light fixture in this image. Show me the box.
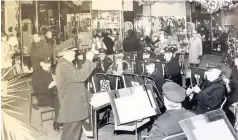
[192,0,238,14]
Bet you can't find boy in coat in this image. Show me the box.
[55,44,96,140]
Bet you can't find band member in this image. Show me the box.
[145,61,165,93]
[31,57,59,130]
[147,82,195,140]
[54,44,96,140]
[187,68,225,114]
[163,46,182,86]
[187,22,203,68]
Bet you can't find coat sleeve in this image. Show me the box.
[61,60,96,83]
[198,38,203,56]
[195,85,225,108]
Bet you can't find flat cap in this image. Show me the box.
[54,38,75,53]
[162,82,186,103]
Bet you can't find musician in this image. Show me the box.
[187,68,226,114]
[95,48,113,73]
[145,62,165,93]
[147,82,195,140]
[55,45,96,140]
[163,46,182,86]
[31,57,60,130]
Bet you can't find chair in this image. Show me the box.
[28,80,56,131]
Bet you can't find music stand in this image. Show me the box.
[179,109,238,140]
[108,85,161,140]
[91,73,122,140]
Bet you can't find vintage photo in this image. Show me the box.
[1,0,238,140]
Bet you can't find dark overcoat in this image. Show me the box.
[55,58,96,123]
[193,77,225,114]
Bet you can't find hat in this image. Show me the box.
[164,46,177,53]
[205,68,221,81]
[54,38,75,54]
[162,82,186,103]
[40,57,52,63]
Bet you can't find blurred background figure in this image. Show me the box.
[1,32,14,80]
[44,30,57,74]
[102,32,114,55]
[188,23,203,68]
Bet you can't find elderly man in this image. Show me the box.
[187,68,226,114]
[54,44,96,140]
[147,82,196,140]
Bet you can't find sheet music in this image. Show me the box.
[114,87,156,124]
[193,119,235,140]
[91,92,110,108]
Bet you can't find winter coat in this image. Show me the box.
[188,34,203,64]
[30,40,53,71]
[55,58,96,123]
[193,77,225,114]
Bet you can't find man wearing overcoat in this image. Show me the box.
[55,44,96,140]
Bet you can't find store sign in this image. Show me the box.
[91,0,133,11]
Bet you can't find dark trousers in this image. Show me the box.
[61,121,84,140]
[189,63,199,68]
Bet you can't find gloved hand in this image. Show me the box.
[193,85,201,93]
[223,78,230,84]
[186,87,193,96]
[49,81,56,89]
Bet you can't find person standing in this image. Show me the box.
[188,23,203,68]
[123,29,141,53]
[102,32,114,55]
[54,45,96,140]
[1,32,14,80]
[30,33,53,72]
[220,31,229,63]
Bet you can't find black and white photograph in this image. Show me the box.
[1,0,238,140]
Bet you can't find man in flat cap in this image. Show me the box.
[147,82,196,140]
[55,45,96,140]
[163,46,182,86]
[187,68,226,114]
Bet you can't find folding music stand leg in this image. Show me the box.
[93,109,99,140]
[135,121,141,140]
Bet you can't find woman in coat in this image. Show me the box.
[188,24,203,68]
